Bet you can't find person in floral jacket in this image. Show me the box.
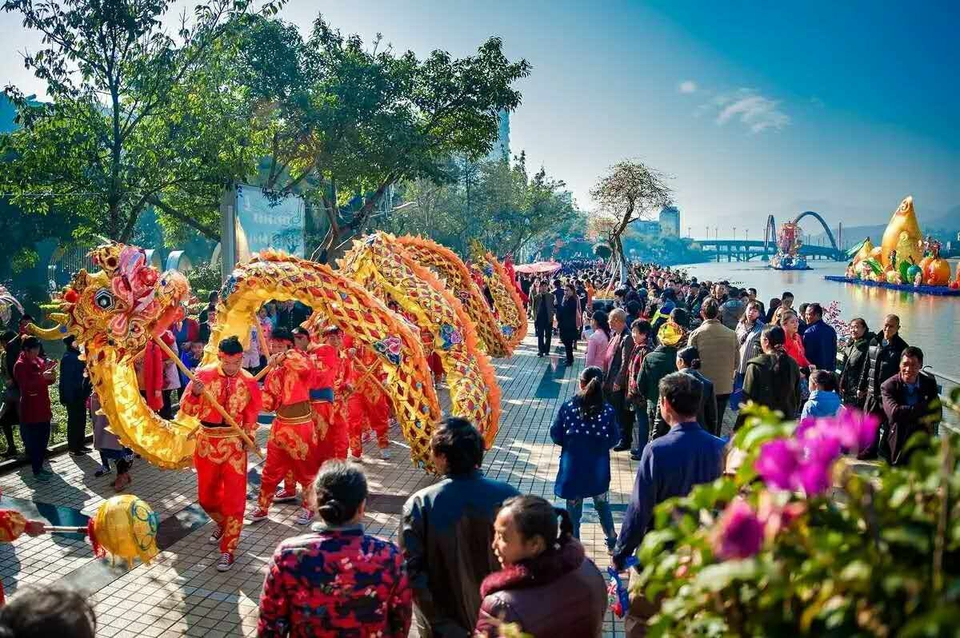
[258,461,412,637]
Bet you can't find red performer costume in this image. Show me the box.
[317,326,350,460]
[345,340,391,460]
[0,506,47,604]
[179,336,262,572]
[250,328,319,526]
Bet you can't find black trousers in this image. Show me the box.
[20,422,51,474]
[715,394,730,434]
[65,400,88,452]
[535,322,552,355]
[648,403,669,442]
[0,400,18,452]
[160,389,175,420]
[561,337,574,364]
[608,390,634,446]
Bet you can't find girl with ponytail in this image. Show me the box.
[476,495,606,637]
[549,366,619,553]
[736,325,802,429]
[258,461,413,636]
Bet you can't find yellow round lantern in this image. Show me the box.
[89,495,159,566]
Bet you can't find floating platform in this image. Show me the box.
[824,275,960,296]
[769,264,812,271]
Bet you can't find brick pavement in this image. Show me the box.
[0,327,657,637]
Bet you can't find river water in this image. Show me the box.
[678,260,960,381]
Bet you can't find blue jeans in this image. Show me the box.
[20,422,51,475]
[566,492,617,549]
[631,402,649,455]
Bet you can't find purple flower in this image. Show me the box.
[835,409,880,453]
[796,458,833,495]
[714,500,764,560]
[756,439,800,490]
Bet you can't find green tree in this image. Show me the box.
[237,16,530,259]
[0,0,282,243]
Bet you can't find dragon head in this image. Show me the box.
[59,243,190,357]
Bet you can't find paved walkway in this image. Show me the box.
[0,327,639,637]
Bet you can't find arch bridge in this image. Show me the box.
[694,211,844,262]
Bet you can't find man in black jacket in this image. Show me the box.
[603,308,635,452]
[59,336,91,455]
[881,347,941,465]
[858,314,908,459]
[400,418,519,637]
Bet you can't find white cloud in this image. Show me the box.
[710,88,790,133]
[678,80,697,94]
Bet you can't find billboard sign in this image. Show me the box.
[236,185,305,257]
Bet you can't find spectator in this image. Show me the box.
[585,310,610,369]
[738,325,802,426]
[549,366,619,553]
[838,318,871,408]
[59,336,92,456]
[159,331,180,420]
[0,331,19,457]
[613,372,726,636]
[198,307,216,345]
[172,315,199,349]
[243,326,262,375]
[551,278,564,311]
[475,496,606,638]
[12,336,55,479]
[532,281,556,357]
[779,310,810,369]
[747,288,765,316]
[675,346,718,435]
[881,347,942,465]
[0,585,96,638]
[259,461,412,637]
[718,287,745,330]
[858,314,908,459]
[800,370,842,419]
[178,341,204,394]
[688,297,740,427]
[400,418,519,638]
[602,308,634,451]
[764,298,782,324]
[625,300,643,327]
[557,284,581,365]
[802,303,838,372]
[637,319,684,441]
[735,301,765,406]
[90,390,133,490]
[626,320,653,459]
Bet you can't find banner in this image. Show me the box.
[236,185,305,257]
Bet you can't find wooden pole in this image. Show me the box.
[254,319,273,381]
[150,335,264,459]
[43,525,87,534]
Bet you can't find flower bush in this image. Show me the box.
[631,396,960,637]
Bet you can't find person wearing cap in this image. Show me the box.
[180,336,263,571]
[250,327,321,527]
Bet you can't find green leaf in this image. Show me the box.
[693,559,761,593]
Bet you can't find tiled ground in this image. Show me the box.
[0,327,674,637]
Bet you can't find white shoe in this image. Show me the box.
[216,552,234,572]
[380,448,391,460]
[295,508,315,526]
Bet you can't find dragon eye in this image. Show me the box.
[94,289,115,310]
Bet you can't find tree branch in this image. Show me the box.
[147,195,219,239]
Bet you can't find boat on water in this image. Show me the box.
[824,275,960,297]
[769,253,811,271]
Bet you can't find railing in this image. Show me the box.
[924,366,959,436]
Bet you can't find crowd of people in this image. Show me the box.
[0,258,947,638]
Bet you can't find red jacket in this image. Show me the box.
[142,341,164,411]
[13,354,54,423]
[180,365,263,432]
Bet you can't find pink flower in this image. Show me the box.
[714,499,764,560]
[755,439,800,490]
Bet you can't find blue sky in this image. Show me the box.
[2,0,958,237]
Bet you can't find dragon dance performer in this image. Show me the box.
[317,326,350,461]
[0,507,46,604]
[179,336,262,572]
[250,328,320,527]
[345,339,392,461]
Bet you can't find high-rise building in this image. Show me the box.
[659,206,680,237]
[485,110,510,162]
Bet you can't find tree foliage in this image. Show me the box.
[0,0,282,243]
[234,15,531,258]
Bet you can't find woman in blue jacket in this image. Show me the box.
[550,365,619,553]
